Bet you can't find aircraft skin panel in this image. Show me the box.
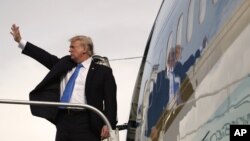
[183,25,250,141]
[127,0,250,140]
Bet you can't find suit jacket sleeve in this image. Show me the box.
[22,42,59,70]
[104,68,117,129]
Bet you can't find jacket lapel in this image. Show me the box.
[85,61,97,97]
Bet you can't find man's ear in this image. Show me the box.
[82,46,88,54]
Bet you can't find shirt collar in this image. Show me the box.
[80,57,92,69]
[167,65,173,72]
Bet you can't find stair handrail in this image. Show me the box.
[0,99,116,141]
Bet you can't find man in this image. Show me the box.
[10,24,117,141]
[166,47,176,108]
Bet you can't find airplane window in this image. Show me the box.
[187,0,195,43]
[212,0,218,4]
[199,0,206,24]
[176,14,183,46]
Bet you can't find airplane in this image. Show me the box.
[126,0,250,140]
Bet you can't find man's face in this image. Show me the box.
[167,53,175,68]
[167,48,175,68]
[69,40,87,62]
[175,47,182,61]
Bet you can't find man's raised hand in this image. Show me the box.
[10,24,22,43]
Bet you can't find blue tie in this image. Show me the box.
[60,64,83,103]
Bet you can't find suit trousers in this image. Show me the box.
[55,109,100,141]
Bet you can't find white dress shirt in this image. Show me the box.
[60,57,91,104]
[19,40,90,105]
[167,66,175,104]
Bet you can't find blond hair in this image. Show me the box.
[69,35,94,56]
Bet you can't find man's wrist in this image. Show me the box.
[18,39,27,50]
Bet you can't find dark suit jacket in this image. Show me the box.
[22,42,117,135]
